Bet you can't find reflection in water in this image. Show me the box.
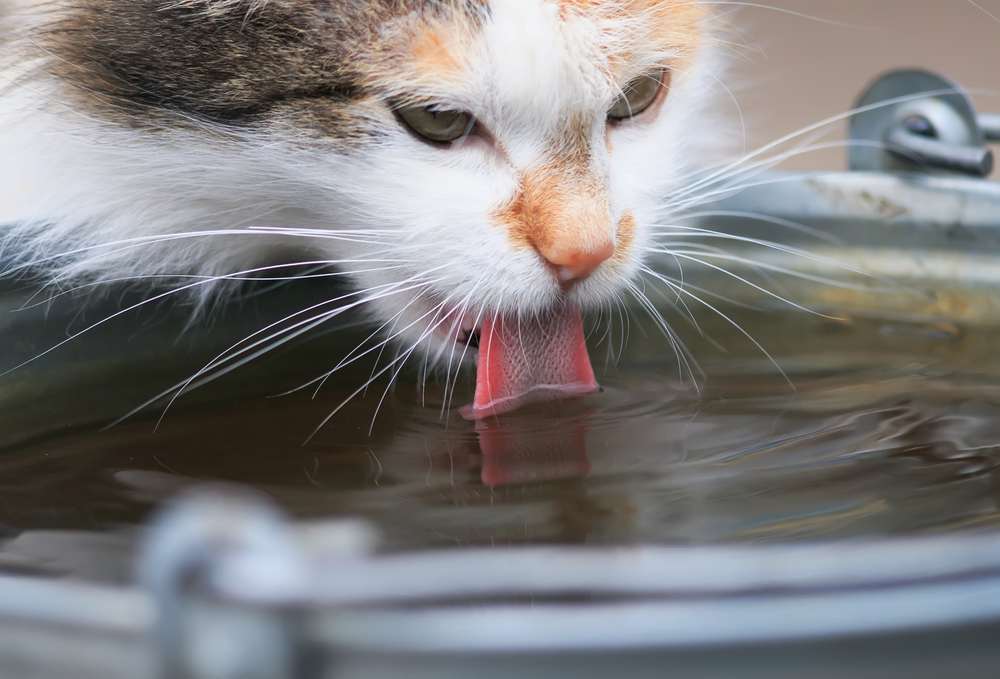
[476,414,591,487]
[2,308,1000,582]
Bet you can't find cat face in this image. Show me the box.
[2,0,719,375]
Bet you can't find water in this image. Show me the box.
[3,300,1000,583]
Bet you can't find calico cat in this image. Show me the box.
[0,1,724,418]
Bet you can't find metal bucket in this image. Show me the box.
[2,70,1000,678]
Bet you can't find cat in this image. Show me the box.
[0,0,726,419]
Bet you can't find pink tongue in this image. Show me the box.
[460,305,598,420]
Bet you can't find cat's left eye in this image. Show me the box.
[395,105,476,145]
[608,70,669,122]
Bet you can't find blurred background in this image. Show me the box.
[730,0,1000,170]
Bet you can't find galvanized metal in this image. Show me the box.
[849,69,992,176]
[685,170,1000,327]
[5,489,1000,678]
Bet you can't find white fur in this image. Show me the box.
[0,0,725,368]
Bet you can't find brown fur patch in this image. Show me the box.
[27,0,486,138]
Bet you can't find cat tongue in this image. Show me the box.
[461,305,598,420]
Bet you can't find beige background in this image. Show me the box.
[728,0,1000,171]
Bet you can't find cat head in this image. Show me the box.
[1,0,724,371]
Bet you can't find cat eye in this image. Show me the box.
[608,70,669,122]
[395,104,476,145]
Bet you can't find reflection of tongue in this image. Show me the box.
[461,304,598,420]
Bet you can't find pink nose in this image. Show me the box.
[537,241,615,284]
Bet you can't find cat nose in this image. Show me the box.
[536,239,615,285]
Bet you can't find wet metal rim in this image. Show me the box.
[141,492,1000,654]
[313,581,1000,653]
[4,532,1000,657]
[232,535,1000,653]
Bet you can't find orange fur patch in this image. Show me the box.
[612,211,636,263]
[646,1,706,67]
[493,112,615,261]
[561,0,706,78]
[410,25,462,78]
[495,159,612,266]
[561,0,706,37]
[371,14,477,94]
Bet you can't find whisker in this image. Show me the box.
[639,265,768,311]
[697,1,866,28]
[647,222,867,275]
[642,266,705,336]
[966,0,1000,24]
[153,273,447,419]
[652,276,792,389]
[366,298,462,434]
[625,280,702,389]
[667,90,984,206]
[13,262,412,312]
[438,278,488,419]
[667,139,891,211]
[653,248,873,291]
[305,296,466,443]
[676,210,840,244]
[106,270,447,428]
[654,250,841,319]
[1,259,379,377]
[2,227,402,277]
[613,291,631,364]
[292,279,474,398]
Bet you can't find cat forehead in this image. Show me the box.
[33,0,703,130]
[389,0,704,110]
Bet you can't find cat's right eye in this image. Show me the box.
[395,105,476,145]
[608,69,669,123]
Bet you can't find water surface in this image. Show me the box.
[3,304,1000,582]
